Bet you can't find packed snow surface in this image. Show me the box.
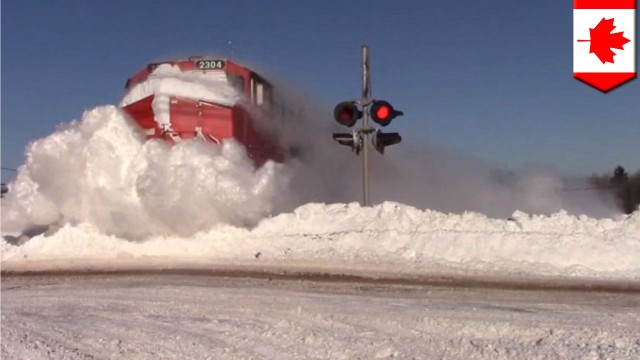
[2,64,639,281]
[3,276,639,360]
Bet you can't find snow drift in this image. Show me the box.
[3,202,640,280]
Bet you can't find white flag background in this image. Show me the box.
[573,9,636,73]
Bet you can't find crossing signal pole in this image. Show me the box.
[361,45,372,206]
[332,45,403,206]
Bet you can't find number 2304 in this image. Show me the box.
[197,60,224,70]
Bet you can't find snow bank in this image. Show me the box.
[3,202,639,280]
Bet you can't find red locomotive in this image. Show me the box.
[120,57,283,166]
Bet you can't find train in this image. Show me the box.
[120,57,284,166]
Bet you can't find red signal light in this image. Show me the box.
[370,101,403,127]
[375,105,390,120]
[340,109,355,121]
[334,101,362,127]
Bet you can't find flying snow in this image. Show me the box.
[1,106,288,239]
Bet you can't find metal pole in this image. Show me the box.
[361,45,370,206]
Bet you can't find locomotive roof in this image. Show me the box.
[125,57,253,90]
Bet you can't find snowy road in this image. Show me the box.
[2,273,640,359]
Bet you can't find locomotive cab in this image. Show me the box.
[120,57,283,166]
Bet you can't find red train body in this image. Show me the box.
[121,57,283,166]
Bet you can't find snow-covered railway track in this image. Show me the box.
[2,267,640,294]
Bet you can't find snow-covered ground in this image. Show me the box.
[2,274,640,360]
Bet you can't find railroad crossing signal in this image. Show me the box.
[333,101,362,127]
[372,130,401,154]
[332,101,403,154]
[370,100,403,127]
[331,45,404,206]
[332,132,362,154]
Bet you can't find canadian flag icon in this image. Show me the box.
[574,0,636,92]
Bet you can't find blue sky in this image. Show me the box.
[2,0,639,183]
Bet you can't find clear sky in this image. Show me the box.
[2,0,639,183]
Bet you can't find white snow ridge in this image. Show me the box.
[3,200,640,280]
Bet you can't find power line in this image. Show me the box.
[1,167,17,172]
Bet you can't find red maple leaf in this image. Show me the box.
[577,18,630,64]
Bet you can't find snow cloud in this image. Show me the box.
[1,106,289,239]
[1,66,620,243]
